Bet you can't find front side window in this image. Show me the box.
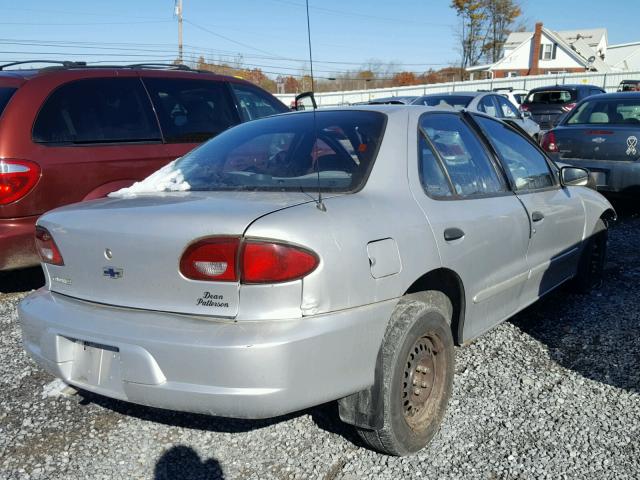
[419,113,506,197]
[148,110,386,193]
[231,83,287,121]
[474,115,555,191]
[143,78,240,143]
[567,98,640,125]
[33,78,161,144]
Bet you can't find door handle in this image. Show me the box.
[531,211,545,222]
[444,227,465,241]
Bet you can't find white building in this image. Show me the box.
[467,23,640,79]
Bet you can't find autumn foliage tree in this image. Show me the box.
[452,0,522,71]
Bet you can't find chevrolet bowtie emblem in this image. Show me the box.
[103,266,123,279]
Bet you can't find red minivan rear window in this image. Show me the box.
[0,87,17,118]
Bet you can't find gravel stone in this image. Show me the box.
[0,207,639,479]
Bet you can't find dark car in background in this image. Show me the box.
[617,80,640,92]
[520,84,605,131]
[0,61,288,271]
[541,92,640,194]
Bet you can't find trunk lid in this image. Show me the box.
[39,191,313,317]
[555,125,640,161]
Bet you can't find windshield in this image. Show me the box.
[0,87,17,118]
[414,95,473,110]
[118,110,386,194]
[523,89,577,105]
[566,98,640,125]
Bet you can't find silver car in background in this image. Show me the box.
[413,91,542,140]
[19,106,614,456]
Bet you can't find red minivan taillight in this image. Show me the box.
[180,237,319,284]
[35,226,64,265]
[0,160,40,205]
[541,131,558,152]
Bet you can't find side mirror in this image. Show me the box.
[292,91,317,111]
[521,110,532,119]
[560,166,590,187]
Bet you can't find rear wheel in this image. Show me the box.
[357,291,454,456]
[570,218,608,293]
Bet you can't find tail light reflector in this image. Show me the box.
[242,241,318,284]
[0,160,41,205]
[541,131,558,153]
[561,102,577,112]
[520,103,530,112]
[35,226,64,265]
[180,238,240,281]
[180,238,319,284]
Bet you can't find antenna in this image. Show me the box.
[304,0,326,211]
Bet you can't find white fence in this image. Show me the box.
[276,70,640,107]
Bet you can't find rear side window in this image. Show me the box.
[231,83,287,121]
[523,89,577,105]
[567,98,640,125]
[474,115,555,191]
[0,87,17,118]
[477,96,498,117]
[33,78,161,145]
[495,96,519,118]
[143,78,240,143]
[419,113,506,197]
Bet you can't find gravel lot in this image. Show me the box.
[1,204,639,480]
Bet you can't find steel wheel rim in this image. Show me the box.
[401,332,445,431]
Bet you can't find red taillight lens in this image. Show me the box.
[520,103,530,112]
[242,241,319,284]
[541,131,558,152]
[0,160,40,205]
[180,238,319,284]
[180,237,240,281]
[35,226,64,265]
[561,102,577,112]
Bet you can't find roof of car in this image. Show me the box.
[419,91,480,97]
[580,91,640,100]
[528,84,603,92]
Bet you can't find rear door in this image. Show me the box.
[411,112,531,339]
[473,115,585,302]
[142,77,242,160]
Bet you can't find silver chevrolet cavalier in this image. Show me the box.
[19,106,615,456]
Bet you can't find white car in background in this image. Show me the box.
[493,87,529,108]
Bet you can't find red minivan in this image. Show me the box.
[0,62,288,270]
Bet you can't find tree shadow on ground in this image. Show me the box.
[154,445,225,480]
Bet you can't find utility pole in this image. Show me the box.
[175,0,183,64]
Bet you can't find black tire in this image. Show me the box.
[569,218,608,293]
[357,291,455,456]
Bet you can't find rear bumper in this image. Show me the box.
[18,289,395,419]
[0,216,40,270]
[554,157,640,193]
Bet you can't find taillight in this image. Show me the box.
[180,237,240,282]
[561,102,577,112]
[242,241,318,284]
[0,160,40,205]
[520,103,530,112]
[179,238,319,284]
[541,131,558,153]
[35,226,64,265]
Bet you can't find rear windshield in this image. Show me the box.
[143,110,386,193]
[566,98,640,125]
[523,89,577,105]
[414,95,473,110]
[0,87,17,117]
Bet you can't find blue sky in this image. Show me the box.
[0,0,638,78]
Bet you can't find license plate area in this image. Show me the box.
[68,338,125,395]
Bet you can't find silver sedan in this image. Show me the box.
[413,91,542,140]
[19,105,614,456]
